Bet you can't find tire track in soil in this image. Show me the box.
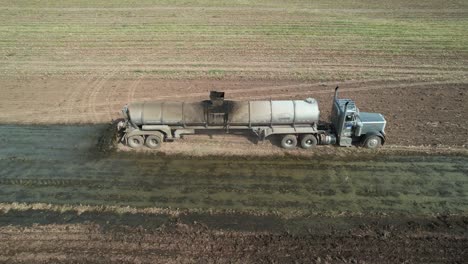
[0,77,96,124]
[2,77,466,126]
[73,76,101,123]
[103,70,129,122]
[0,77,417,120]
[236,80,468,100]
[29,78,452,123]
[12,101,125,119]
[71,68,119,124]
[134,77,419,101]
[224,77,420,99]
[56,82,79,124]
[127,76,142,106]
[87,69,119,124]
[64,75,98,124]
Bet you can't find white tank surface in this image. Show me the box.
[127,98,320,126]
[229,99,319,125]
[127,102,206,126]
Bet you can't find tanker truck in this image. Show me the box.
[117,87,386,149]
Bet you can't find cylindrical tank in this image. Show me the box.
[128,101,206,126]
[127,98,319,126]
[228,99,319,125]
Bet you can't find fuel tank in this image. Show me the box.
[127,98,319,126]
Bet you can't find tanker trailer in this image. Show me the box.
[118,87,386,149]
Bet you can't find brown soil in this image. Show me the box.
[1,77,467,148]
[0,210,466,264]
[1,2,467,262]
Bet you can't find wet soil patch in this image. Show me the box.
[1,209,467,236]
[1,124,467,216]
[0,121,466,263]
[0,209,173,231]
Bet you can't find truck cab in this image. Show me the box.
[331,87,386,148]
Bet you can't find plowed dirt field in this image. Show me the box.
[1,0,467,263]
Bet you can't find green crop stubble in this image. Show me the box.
[1,154,467,217]
[0,0,467,80]
[6,0,468,9]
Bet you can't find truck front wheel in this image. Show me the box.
[362,135,382,149]
[281,134,297,149]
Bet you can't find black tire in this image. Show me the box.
[127,135,144,148]
[145,135,162,149]
[300,134,318,149]
[362,135,382,149]
[281,134,297,149]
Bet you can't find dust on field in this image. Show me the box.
[1,78,467,147]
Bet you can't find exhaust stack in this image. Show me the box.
[340,101,349,130]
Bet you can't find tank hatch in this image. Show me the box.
[210,91,225,107]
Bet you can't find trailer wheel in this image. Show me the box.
[281,134,297,149]
[363,135,382,149]
[300,134,318,149]
[145,135,162,149]
[127,135,144,148]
